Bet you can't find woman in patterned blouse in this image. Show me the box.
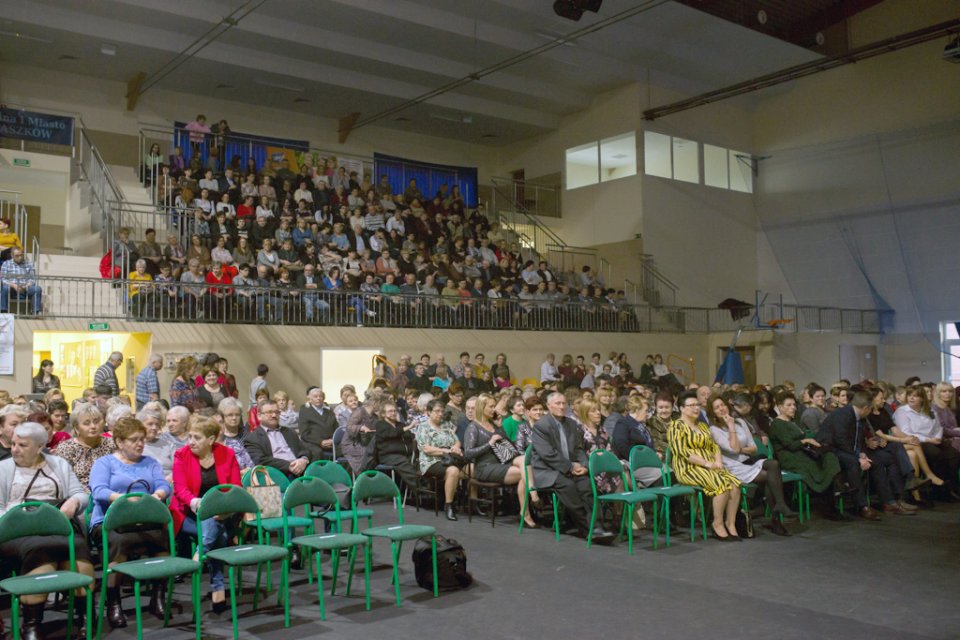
[169,356,198,411]
[54,403,116,487]
[415,399,465,521]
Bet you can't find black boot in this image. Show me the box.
[148,582,167,619]
[106,587,127,628]
[20,603,45,640]
[445,502,458,521]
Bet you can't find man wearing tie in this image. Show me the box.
[532,392,615,543]
[817,390,915,520]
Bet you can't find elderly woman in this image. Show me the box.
[164,405,191,448]
[335,391,359,430]
[768,392,844,518]
[0,422,94,640]
[140,402,176,480]
[217,397,253,473]
[89,417,172,628]
[707,395,795,536]
[612,395,664,487]
[668,389,742,540]
[53,403,116,487]
[415,399,465,521]
[373,400,419,488]
[171,417,240,613]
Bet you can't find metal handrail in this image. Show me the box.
[0,274,893,335]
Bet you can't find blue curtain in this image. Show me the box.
[172,122,306,173]
[373,153,478,207]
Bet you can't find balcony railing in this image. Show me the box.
[2,275,893,335]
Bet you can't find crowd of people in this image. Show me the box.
[124,120,619,327]
[2,347,958,639]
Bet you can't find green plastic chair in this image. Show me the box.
[196,484,291,640]
[587,449,659,554]
[285,477,371,619]
[755,437,808,521]
[0,502,94,640]
[241,465,311,591]
[304,460,373,532]
[96,493,201,640]
[663,446,708,541]
[351,470,438,607]
[517,446,561,541]
[628,445,701,547]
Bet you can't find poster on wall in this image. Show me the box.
[0,314,14,375]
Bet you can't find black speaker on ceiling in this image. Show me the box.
[553,0,602,22]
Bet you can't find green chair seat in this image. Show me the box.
[292,532,369,551]
[0,572,92,596]
[598,490,658,505]
[111,557,200,582]
[363,524,436,541]
[206,544,290,566]
[645,485,695,498]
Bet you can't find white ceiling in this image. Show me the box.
[0,0,821,145]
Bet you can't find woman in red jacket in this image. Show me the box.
[171,417,240,613]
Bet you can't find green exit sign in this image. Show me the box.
[88,322,110,331]
[13,158,30,167]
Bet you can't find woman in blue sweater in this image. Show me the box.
[89,417,172,629]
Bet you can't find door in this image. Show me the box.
[839,345,877,383]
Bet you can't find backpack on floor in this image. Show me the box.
[412,534,473,591]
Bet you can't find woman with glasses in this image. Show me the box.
[415,399,465,521]
[667,389,742,541]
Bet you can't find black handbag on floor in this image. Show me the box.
[412,534,473,591]
[735,509,755,538]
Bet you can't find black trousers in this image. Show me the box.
[378,452,419,489]
[549,474,593,533]
[865,448,905,505]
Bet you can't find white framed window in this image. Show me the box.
[703,144,729,189]
[672,137,699,184]
[321,348,382,400]
[565,142,599,190]
[643,131,672,179]
[941,322,960,386]
[599,132,636,182]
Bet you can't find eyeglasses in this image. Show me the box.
[260,410,279,415]
[682,402,701,408]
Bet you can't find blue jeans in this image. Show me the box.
[181,515,228,592]
[1,284,42,314]
[303,294,331,322]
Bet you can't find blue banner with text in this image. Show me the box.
[0,108,75,146]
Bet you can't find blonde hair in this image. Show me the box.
[576,398,600,426]
[934,381,955,409]
[473,393,496,425]
[175,356,197,380]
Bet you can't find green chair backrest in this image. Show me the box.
[663,446,675,487]
[0,501,74,543]
[587,450,629,497]
[0,502,78,569]
[305,460,352,488]
[628,445,660,490]
[102,493,175,560]
[352,470,403,524]
[283,476,340,545]
[754,437,772,459]
[242,465,290,491]
[198,483,259,522]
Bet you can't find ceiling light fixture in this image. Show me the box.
[429,113,473,124]
[101,44,116,56]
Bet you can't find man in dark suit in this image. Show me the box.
[298,386,337,460]
[817,390,914,520]
[531,392,614,543]
[245,400,310,478]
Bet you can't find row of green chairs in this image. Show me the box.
[0,469,438,640]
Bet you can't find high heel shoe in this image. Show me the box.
[711,524,731,541]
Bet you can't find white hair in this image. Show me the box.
[106,404,133,428]
[15,422,47,447]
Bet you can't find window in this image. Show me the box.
[729,150,753,193]
[643,132,671,179]
[321,348,381,400]
[565,142,599,190]
[703,144,729,189]
[942,322,960,386]
[672,137,699,184]
[599,133,636,182]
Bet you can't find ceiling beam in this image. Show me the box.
[643,18,960,121]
